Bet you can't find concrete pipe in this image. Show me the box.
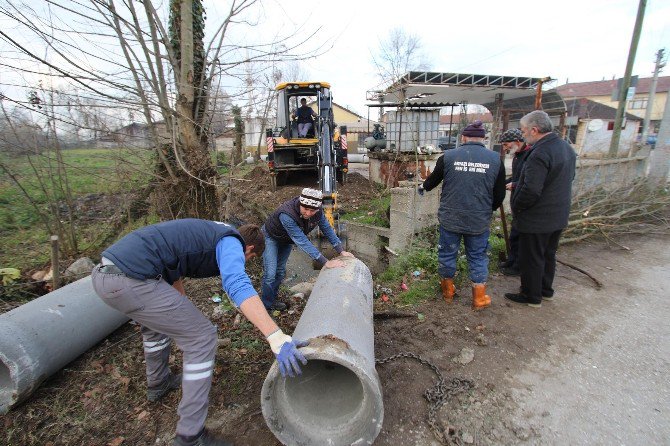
[0,276,129,414]
[347,154,369,164]
[261,257,383,446]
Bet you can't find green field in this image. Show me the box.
[0,147,153,270]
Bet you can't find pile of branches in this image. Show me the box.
[562,181,670,245]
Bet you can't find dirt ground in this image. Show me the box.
[2,167,668,445]
[224,166,382,226]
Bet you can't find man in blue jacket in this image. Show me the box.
[92,220,308,446]
[419,120,506,310]
[262,188,353,311]
[505,111,576,308]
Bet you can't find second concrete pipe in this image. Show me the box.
[261,257,383,445]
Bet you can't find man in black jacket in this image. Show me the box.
[419,120,506,310]
[505,111,576,308]
[499,128,534,276]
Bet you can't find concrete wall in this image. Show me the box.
[388,181,440,254]
[573,156,649,193]
[342,222,390,273]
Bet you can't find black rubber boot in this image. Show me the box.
[147,372,181,402]
[173,429,233,446]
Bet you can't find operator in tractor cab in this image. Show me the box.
[91,219,308,446]
[418,120,506,310]
[292,97,316,137]
[261,188,355,311]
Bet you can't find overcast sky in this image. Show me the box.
[1,0,668,121]
[209,0,670,115]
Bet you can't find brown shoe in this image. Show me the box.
[440,278,456,303]
[472,283,491,310]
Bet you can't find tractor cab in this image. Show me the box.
[274,82,332,141]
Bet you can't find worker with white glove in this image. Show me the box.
[92,219,309,446]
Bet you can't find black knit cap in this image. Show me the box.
[499,128,524,143]
[462,120,486,138]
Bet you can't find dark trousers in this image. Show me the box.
[507,225,520,267]
[518,230,562,303]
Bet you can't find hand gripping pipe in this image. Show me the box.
[261,257,383,445]
[0,276,129,414]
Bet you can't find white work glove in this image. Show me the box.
[267,329,309,377]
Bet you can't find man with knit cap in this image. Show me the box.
[419,120,506,310]
[262,188,354,311]
[498,128,534,276]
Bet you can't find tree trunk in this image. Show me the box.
[158,0,219,220]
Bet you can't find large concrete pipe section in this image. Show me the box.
[261,257,383,445]
[347,154,369,163]
[0,276,128,414]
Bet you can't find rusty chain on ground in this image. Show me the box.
[376,352,475,445]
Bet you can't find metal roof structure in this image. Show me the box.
[482,89,567,120]
[367,71,549,108]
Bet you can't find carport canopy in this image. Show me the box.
[367,71,549,108]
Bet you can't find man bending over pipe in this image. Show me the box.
[261,188,354,311]
[92,219,307,446]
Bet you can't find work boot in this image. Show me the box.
[147,372,181,402]
[440,277,456,303]
[504,292,542,308]
[472,283,491,310]
[173,429,233,446]
[268,301,288,312]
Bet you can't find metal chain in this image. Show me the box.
[376,352,475,445]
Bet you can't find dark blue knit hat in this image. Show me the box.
[462,120,486,138]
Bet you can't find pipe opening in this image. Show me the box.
[0,359,14,412]
[284,359,364,425]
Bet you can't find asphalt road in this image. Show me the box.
[509,236,670,444]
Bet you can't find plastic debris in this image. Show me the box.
[211,294,222,303]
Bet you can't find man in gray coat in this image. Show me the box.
[505,111,576,308]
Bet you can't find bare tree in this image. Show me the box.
[371,27,430,86]
[0,0,327,220]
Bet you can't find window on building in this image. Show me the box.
[628,97,648,109]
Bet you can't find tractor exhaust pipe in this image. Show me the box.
[261,257,383,445]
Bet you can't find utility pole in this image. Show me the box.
[647,78,670,185]
[609,0,647,158]
[641,48,666,143]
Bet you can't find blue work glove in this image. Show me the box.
[417,184,425,196]
[267,330,309,377]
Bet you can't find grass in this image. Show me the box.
[377,221,508,306]
[0,147,152,270]
[340,190,391,227]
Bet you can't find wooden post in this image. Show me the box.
[50,235,60,290]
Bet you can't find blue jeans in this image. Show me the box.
[438,227,490,284]
[261,235,293,308]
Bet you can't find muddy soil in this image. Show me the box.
[224,166,382,226]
